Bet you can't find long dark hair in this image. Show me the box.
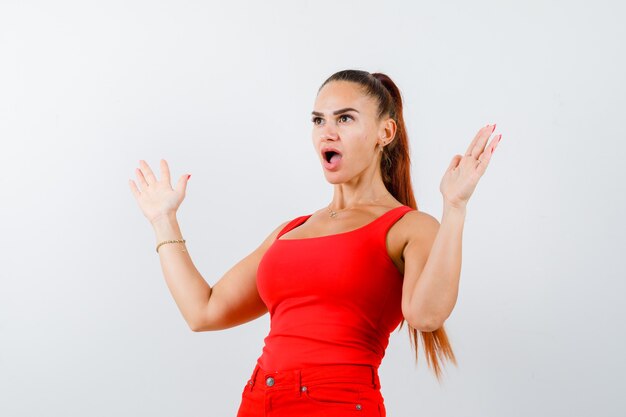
[318,69,457,381]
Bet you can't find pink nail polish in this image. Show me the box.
[491,124,496,132]
[187,174,191,179]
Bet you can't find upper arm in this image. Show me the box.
[400,211,440,331]
[193,219,292,331]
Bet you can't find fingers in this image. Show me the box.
[476,133,502,175]
[447,154,463,172]
[138,160,158,184]
[133,159,182,194]
[175,173,190,195]
[493,134,502,152]
[476,150,491,175]
[128,178,140,198]
[135,166,149,190]
[160,159,171,184]
[463,124,490,156]
[465,124,496,158]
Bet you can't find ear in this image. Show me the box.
[379,117,397,144]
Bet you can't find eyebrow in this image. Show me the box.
[311,107,360,117]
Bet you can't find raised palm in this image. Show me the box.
[128,159,190,224]
[440,124,502,208]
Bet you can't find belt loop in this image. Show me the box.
[294,369,302,397]
[371,366,380,389]
[249,364,260,392]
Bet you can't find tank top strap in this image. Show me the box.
[276,214,312,239]
[369,205,415,241]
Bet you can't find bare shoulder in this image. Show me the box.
[402,209,440,230]
[400,209,440,245]
[387,208,439,262]
[384,207,438,272]
[396,209,439,262]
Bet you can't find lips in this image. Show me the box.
[321,146,343,170]
[321,146,343,163]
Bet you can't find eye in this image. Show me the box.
[338,114,353,123]
[311,117,323,125]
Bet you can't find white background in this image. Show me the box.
[1,1,624,416]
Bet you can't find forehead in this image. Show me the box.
[314,81,377,113]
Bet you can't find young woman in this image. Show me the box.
[129,69,502,416]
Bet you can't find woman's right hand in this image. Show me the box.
[128,159,191,225]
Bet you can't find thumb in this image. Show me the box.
[176,173,191,195]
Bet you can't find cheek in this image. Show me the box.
[311,135,320,150]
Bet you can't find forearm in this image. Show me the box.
[152,213,211,330]
[410,203,466,328]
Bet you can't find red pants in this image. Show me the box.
[236,363,387,417]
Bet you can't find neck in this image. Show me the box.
[327,157,391,211]
[328,182,391,211]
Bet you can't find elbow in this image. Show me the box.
[189,317,208,332]
[189,305,216,332]
[402,304,428,332]
[402,300,446,332]
[411,318,443,332]
[190,315,221,332]
[404,310,443,332]
[407,318,443,332]
[415,318,443,332]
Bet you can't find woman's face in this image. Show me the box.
[311,80,387,183]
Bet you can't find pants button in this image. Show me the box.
[265,377,275,387]
[301,386,307,392]
[356,404,362,410]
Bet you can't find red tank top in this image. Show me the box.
[255,205,415,371]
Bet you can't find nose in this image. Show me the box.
[320,124,339,141]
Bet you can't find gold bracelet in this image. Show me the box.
[156,239,186,253]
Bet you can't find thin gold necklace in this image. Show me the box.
[326,192,392,218]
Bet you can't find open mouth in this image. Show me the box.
[322,147,343,165]
[324,150,340,163]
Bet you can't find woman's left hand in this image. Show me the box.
[440,124,502,209]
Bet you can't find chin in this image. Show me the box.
[322,172,346,184]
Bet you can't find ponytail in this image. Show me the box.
[318,69,458,382]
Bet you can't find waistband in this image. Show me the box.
[246,362,381,393]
